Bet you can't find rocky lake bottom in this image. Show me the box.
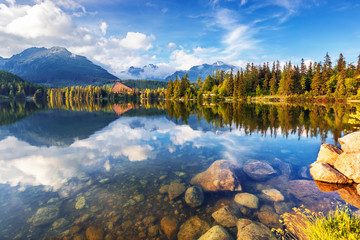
[0,101,360,239]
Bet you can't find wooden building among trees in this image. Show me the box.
[112,81,132,93]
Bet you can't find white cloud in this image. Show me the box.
[161,8,168,13]
[170,49,204,70]
[167,42,176,50]
[119,32,154,50]
[100,21,107,35]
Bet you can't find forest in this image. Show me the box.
[166,53,360,100]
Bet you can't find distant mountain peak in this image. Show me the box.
[213,61,225,66]
[0,46,118,86]
[166,61,237,81]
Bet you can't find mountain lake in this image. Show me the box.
[0,100,360,239]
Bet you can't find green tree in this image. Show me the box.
[166,78,174,99]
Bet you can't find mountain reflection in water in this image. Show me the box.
[0,100,359,239]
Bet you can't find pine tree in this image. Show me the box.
[180,73,190,97]
[225,69,234,96]
[321,53,333,95]
[311,63,322,95]
[196,75,202,91]
[336,53,346,73]
[269,62,277,95]
[166,78,174,99]
[173,77,181,99]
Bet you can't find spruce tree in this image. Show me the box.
[166,78,174,99]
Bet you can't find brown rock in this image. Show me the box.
[314,180,347,192]
[168,182,186,200]
[256,205,281,229]
[339,131,360,152]
[236,218,275,240]
[337,185,360,209]
[261,188,284,202]
[177,216,210,240]
[316,143,343,166]
[288,180,342,211]
[274,201,295,215]
[190,160,242,192]
[160,216,179,240]
[310,162,351,184]
[335,152,360,183]
[234,193,259,209]
[211,205,241,227]
[85,226,103,240]
[243,160,276,181]
[198,225,234,240]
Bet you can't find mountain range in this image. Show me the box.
[0,46,238,86]
[0,47,118,87]
[165,61,236,81]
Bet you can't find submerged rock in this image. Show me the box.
[85,226,103,240]
[288,180,341,210]
[198,225,234,240]
[338,131,360,152]
[190,160,242,192]
[261,188,284,202]
[310,162,351,184]
[31,205,59,226]
[274,201,295,215]
[234,193,259,209]
[335,152,360,183]
[185,186,204,207]
[256,205,281,229]
[314,180,347,192]
[168,182,186,200]
[337,185,360,209]
[236,218,275,240]
[159,185,170,194]
[160,216,179,240]
[243,160,276,181]
[51,218,68,229]
[75,196,86,210]
[316,143,343,166]
[212,205,241,227]
[177,216,210,240]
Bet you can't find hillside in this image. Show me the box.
[0,47,118,87]
[0,71,42,98]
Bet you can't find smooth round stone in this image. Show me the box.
[185,186,204,207]
[234,193,259,209]
[262,188,284,202]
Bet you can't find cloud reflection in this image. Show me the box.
[0,116,253,192]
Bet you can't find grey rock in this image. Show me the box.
[185,186,204,207]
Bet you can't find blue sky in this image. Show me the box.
[0,0,360,78]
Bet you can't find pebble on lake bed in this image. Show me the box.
[75,196,86,210]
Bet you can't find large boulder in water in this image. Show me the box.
[236,218,276,240]
[310,162,351,184]
[243,160,276,181]
[334,152,360,183]
[190,160,242,192]
[315,143,343,166]
[339,131,360,152]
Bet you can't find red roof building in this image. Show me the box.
[112,81,132,93]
